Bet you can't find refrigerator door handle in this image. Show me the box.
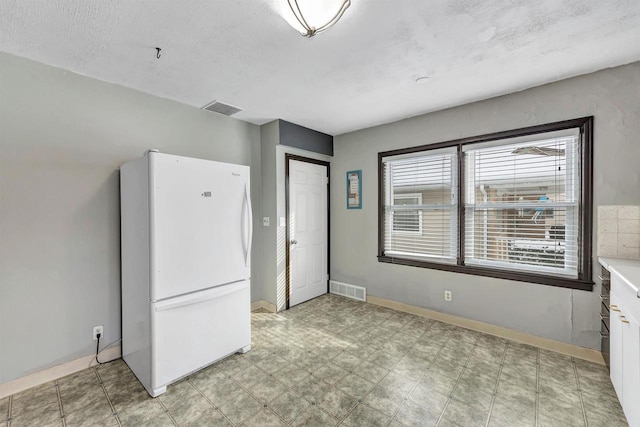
[241,182,253,267]
[154,281,248,312]
[246,182,253,266]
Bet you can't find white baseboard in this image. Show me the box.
[0,345,121,399]
[367,295,605,366]
[251,300,277,313]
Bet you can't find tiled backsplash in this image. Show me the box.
[598,205,640,259]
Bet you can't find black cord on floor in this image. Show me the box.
[95,333,106,365]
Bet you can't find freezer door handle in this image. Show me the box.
[154,281,248,312]
[241,182,253,266]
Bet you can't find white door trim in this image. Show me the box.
[286,154,330,309]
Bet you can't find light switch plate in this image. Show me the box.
[263,217,270,227]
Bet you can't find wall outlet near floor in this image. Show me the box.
[93,325,104,340]
[444,290,452,301]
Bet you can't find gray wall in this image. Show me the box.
[260,121,279,306]
[279,120,333,156]
[0,53,262,383]
[260,120,332,310]
[331,62,640,350]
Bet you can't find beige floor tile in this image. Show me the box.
[291,406,338,427]
[495,379,537,409]
[294,375,332,403]
[268,389,310,423]
[363,385,405,417]
[60,383,111,416]
[10,381,59,419]
[336,373,375,399]
[181,408,230,427]
[242,407,286,426]
[10,417,63,427]
[343,403,391,427]
[538,375,582,406]
[117,400,172,427]
[451,381,493,411]
[394,399,440,427]
[166,398,212,426]
[318,388,358,419]
[538,394,586,427]
[3,295,624,427]
[246,377,290,404]
[490,395,536,425]
[64,412,119,427]
[0,398,7,421]
[410,372,456,400]
[440,398,488,427]
[353,361,390,384]
[216,389,262,425]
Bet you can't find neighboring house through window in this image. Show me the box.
[392,193,422,234]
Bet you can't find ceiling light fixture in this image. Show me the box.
[284,0,351,37]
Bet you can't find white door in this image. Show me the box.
[289,159,328,307]
[151,153,252,301]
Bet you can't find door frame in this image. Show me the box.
[285,154,331,310]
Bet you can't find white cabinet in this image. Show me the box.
[610,270,640,427]
[610,291,623,399]
[621,310,640,427]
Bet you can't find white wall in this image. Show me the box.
[0,53,262,383]
[331,61,640,350]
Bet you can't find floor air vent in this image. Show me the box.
[202,100,242,116]
[329,280,366,302]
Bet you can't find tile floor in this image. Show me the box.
[1,294,628,427]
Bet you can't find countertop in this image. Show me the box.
[599,257,640,296]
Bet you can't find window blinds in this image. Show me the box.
[463,134,580,277]
[382,148,458,263]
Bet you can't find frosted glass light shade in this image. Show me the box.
[282,0,351,37]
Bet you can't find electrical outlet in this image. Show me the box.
[444,290,452,302]
[263,217,270,227]
[93,325,104,340]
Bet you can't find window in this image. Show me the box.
[378,117,593,290]
[382,148,458,262]
[464,131,580,278]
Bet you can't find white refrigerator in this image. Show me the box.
[120,150,252,397]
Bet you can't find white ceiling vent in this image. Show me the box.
[202,100,242,116]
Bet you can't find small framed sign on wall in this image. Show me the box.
[346,170,362,209]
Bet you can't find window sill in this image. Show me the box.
[377,255,594,291]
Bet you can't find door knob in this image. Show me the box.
[291,239,298,245]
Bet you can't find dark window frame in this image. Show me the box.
[377,117,594,291]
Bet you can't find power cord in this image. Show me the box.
[95,333,106,365]
[89,336,122,369]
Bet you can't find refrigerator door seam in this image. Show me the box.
[153,281,248,312]
[150,278,250,303]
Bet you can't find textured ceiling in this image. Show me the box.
[1,0,640,135]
